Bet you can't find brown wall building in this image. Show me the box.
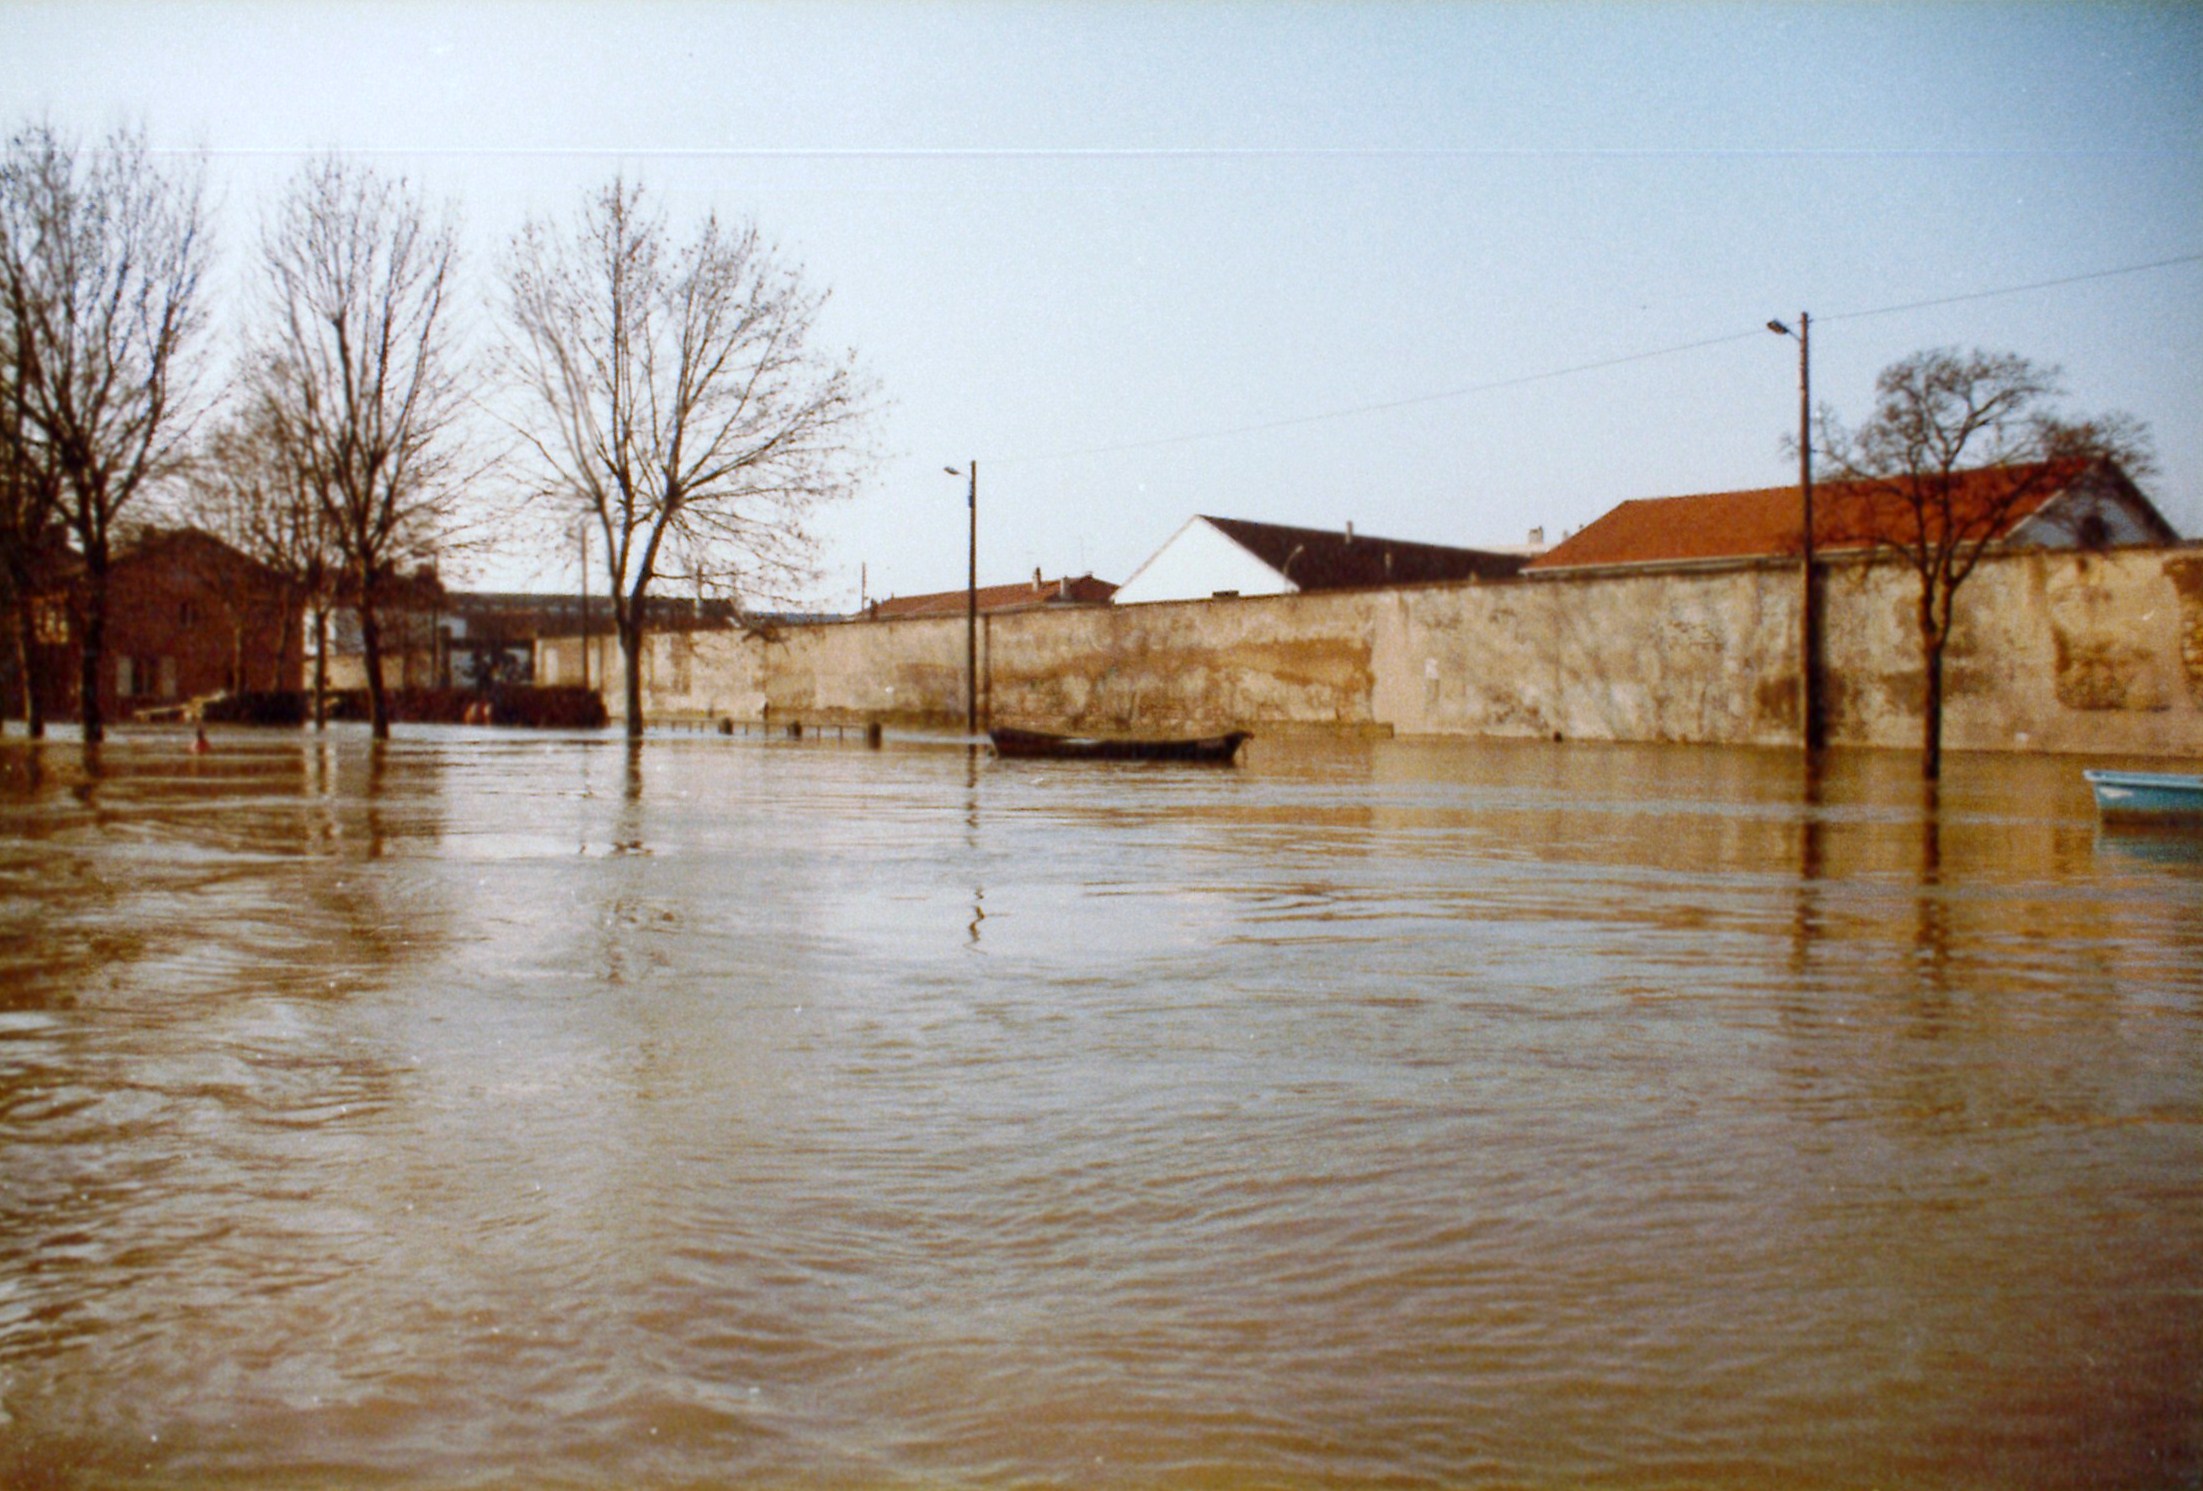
[14,528,304,724]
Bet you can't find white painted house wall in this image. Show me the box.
[2008,480,2179,549]
[1111,517,1294,605]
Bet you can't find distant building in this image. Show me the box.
[863,571,1117,621]
[19,527,305,722]
[524,594,758,690]
[325,591,743,691]
[315,567,450,693]
[1112,516,1528,606]
[1527,458,2179,576]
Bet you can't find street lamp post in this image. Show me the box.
[1768,313,1824,752]
[945,462,978,736]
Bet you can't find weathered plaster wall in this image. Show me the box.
[987,593,1382,733]
[536,630,764,723]
[747,588,1386,733]
[625,545,2203,758]
[1373,567,1803,744]
[1823,547,2203,757]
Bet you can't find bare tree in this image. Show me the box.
[187,373,339,709]
[1817,348,2154,779]
[0,122,211,742]
[258,156,467,740]
[0,294,64,735]
[501,178,875,736]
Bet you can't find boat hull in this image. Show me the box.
[989,727,1250,764]
[2083,769,2203,822]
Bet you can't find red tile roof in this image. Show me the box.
[866,574,1117,620]
[1526,459,2097,572]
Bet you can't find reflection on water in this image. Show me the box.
[1,727,2198,1490]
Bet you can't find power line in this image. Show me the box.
[157,144,2192,163]
[1002,330,1765,465]
[1821,249,2203,323]
[1004,248,2203,465]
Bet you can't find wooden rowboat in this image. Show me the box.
[989,727,1250,764]
[2084,769,2203,824]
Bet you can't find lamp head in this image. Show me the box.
[1767,319,1792,338]
[944,465,963,476]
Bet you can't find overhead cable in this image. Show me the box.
[1003,248,2203,465]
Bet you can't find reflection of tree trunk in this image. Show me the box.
[12,599,44,738]
[1919,778,1941,883]
[365,741,387,859]
[1914,778,1949,995]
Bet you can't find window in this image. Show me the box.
[115,655,135,697]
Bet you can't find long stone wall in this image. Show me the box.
[561,545,2203,758]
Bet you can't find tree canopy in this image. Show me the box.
[1817,347,2153,777]
[501,177,877,735]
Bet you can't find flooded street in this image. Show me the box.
[1,728,2198,1489]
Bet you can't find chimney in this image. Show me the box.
[1344,521,1354,543]
[1032,567,1043,592]
[1528,526,1544,547]
[1057,576,1069,599]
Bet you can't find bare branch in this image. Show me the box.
[0,120,213,740]
[499,176,879,735]
[254,155,470,738]
[1811,345,2154,777]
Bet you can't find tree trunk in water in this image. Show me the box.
[620,615,645,739]
[270,601,296,694]
[12,598,45,739]
[360,596,390,741]
[312,607,329,731]
[1920,625,1945,781]
[79,554,107,744]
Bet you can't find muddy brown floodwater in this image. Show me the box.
[0,727,2198,1490]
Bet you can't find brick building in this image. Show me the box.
[14,528,305,724]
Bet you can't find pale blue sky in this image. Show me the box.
[6,1,2200,602]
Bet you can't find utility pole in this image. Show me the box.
[946,461,979,736]
[966,460,978,736]
[1769,312,1824,752]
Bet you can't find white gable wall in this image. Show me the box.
[2008,482,2180,549]
[1112,517,1294,605]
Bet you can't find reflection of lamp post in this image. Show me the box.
[945,462,977,735]
[1768,313,1824,752]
